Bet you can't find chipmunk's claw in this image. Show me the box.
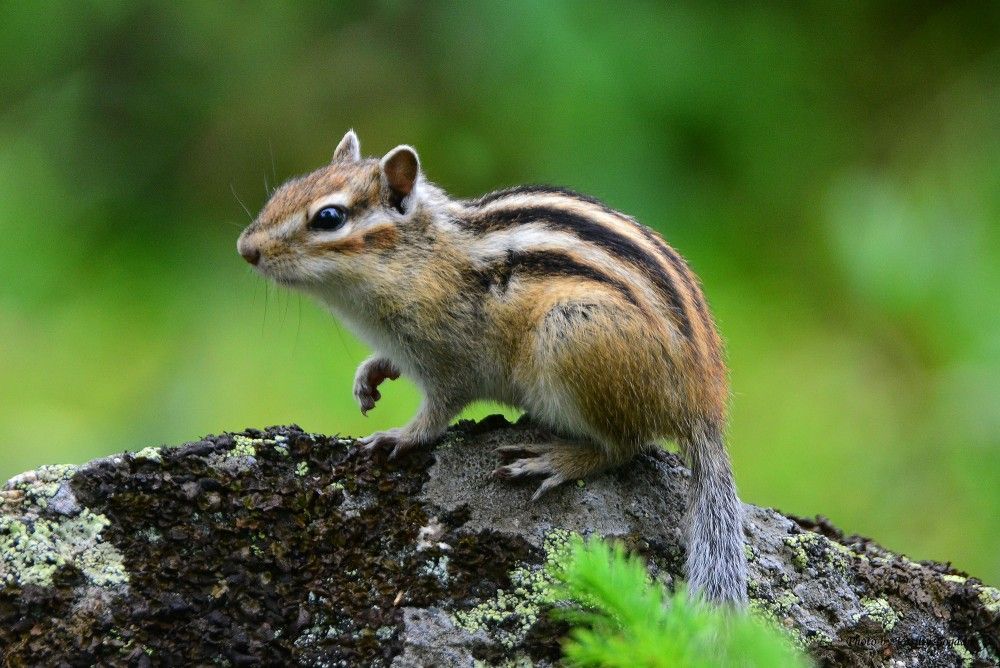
[358,428,421,460]
[531,474,568,501]
[389,441,416,461]
[492,447,569,500]
[354,382,382,416]
[358,428,399,453]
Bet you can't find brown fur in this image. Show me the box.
[362,224,399,251]
[313,236,365,255]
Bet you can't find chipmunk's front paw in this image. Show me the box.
[353,357,400,415]
[358,428,422,460]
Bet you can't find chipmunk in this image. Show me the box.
[237,130,748,605]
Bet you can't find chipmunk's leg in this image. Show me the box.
[494,301,657,499]
[353,356,400,415]
[358,390,464,460]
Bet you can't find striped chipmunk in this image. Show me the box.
[237,130,748,605]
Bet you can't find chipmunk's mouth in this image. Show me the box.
[237,237,324,289]
[239,251,289,285]
[253,259,323,289]
[254,263,302,286]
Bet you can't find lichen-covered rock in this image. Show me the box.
[1,416,997,666]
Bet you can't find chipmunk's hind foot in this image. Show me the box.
[358,428,422,460]
[493,441,612,501]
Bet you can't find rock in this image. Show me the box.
[0,417,997,666]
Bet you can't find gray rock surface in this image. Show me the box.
[1,416,997,666]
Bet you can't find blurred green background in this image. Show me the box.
[1,2,997,584]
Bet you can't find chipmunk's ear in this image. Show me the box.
[332,129,361,163]
[380,145,420,202]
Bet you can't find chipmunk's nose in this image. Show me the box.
[241,247,261,266]
[237,237,261,266]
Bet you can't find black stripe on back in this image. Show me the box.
[632,224,713,333]
[470,185,668,253]
[476,249,639,308]
[467,184,613,211]
[466,206,692,337]
[470,184,716,339]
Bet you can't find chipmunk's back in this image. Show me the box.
[453,185,728,417]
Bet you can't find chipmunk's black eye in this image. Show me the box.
[310,205,347,231]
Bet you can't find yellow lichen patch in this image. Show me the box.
[783,532,853,574]
[748,591,812,650]
[5,464,78,510]
[783,534,814,570]
[0,509,128,589]
[230,435,263,458]
[979,586,1000,613]
[206,434,271,473]
[134,447,162,463]
[453,529,577,649]
[949,636,974,668]
[852,597,899,632]
[2,456,128,590]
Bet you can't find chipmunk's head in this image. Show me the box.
[237,130,423,289]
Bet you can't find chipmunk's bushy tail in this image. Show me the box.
[681,420,748,606]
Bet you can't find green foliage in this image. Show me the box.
[551,537,809,668]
